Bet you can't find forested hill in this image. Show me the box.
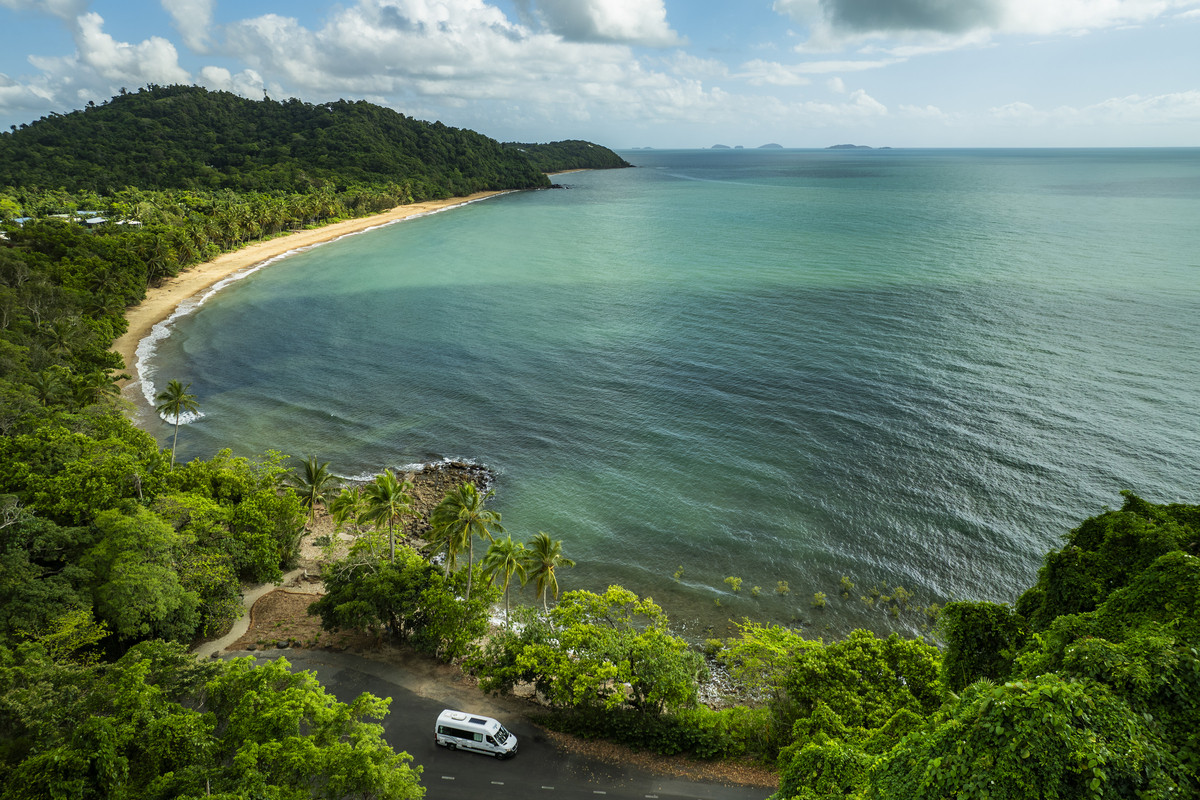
[0,85,625,196]
[505,140,632,172]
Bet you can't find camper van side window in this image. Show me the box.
[439,725,475,739]
[473,733,483,742]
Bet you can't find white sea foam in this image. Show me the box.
[158,409,205,426]
[335,456,489,485]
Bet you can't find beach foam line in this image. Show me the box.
[336,456,494,486]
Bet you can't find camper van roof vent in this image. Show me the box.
[469,717,487,725]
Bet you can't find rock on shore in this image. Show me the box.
[398,460,494,541]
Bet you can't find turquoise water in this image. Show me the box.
[144,148,1200,637]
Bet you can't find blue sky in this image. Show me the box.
[1,0,1198,148]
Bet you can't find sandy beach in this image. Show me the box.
[111,190,508,391]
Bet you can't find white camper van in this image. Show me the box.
[434,709,518,758]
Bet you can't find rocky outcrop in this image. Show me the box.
[398,460,495,541]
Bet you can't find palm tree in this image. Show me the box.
[328,486,365,532]
[524,532,575,612]
[72,370,122,407]
[429,482,505,600]
[327,485,374,553]
[285,456,339,524]
[482,536,527,627]
[154,379,198,467]
[360,469,413,563]
[28,369,65,407]
[426,511,466,577]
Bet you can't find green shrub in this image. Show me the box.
[535,704,774,761]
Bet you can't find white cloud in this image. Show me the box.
[662,52,728,81]
[0,72,56,124]
[862,29,993,58]
[74,11,190,84]
[0,9,194,123]
[734,59,812,87]
[996,0,1192,36]
[989,91,1200,126]
[211,0,715,132]
[794,88,888,122]
[990,100,1040,120]
[520,0,683,46]
[775,0,1200,48]
[827,76,845,93]
[162,0,215,52]
[796,57,901,72]
[1087,90,1200,123]
[198,65,264,97]
[899,102,948,118]
[772,0,821,24]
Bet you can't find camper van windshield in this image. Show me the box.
[495,728,510,744]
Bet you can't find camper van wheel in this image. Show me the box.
[494,751,504,759]
[446,742,456,751]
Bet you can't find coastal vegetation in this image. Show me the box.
[0,639,423,799]
[0,86,627,798]
[0,87,1196,798]
[465,494,1199,800]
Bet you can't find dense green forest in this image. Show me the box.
[1,87,1196,799]
[0,84,628,195]
[505,140,632,172]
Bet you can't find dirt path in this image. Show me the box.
[192,568,305,658]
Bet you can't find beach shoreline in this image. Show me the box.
[111,190,510,402]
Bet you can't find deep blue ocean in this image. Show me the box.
[139,148,1200,638]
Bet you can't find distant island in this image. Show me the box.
[711,143,789,150]
[828,144,874,150]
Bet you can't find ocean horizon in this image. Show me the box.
[139,147,1200,639]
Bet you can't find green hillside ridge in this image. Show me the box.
[505,139,632,172]
[0,84,626,196]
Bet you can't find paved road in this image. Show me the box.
[239,649,771,800]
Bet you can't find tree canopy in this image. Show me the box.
[769,492,1200,800]
[0,85,627,195]
[0,640,424,799]
[504,140,632,172]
